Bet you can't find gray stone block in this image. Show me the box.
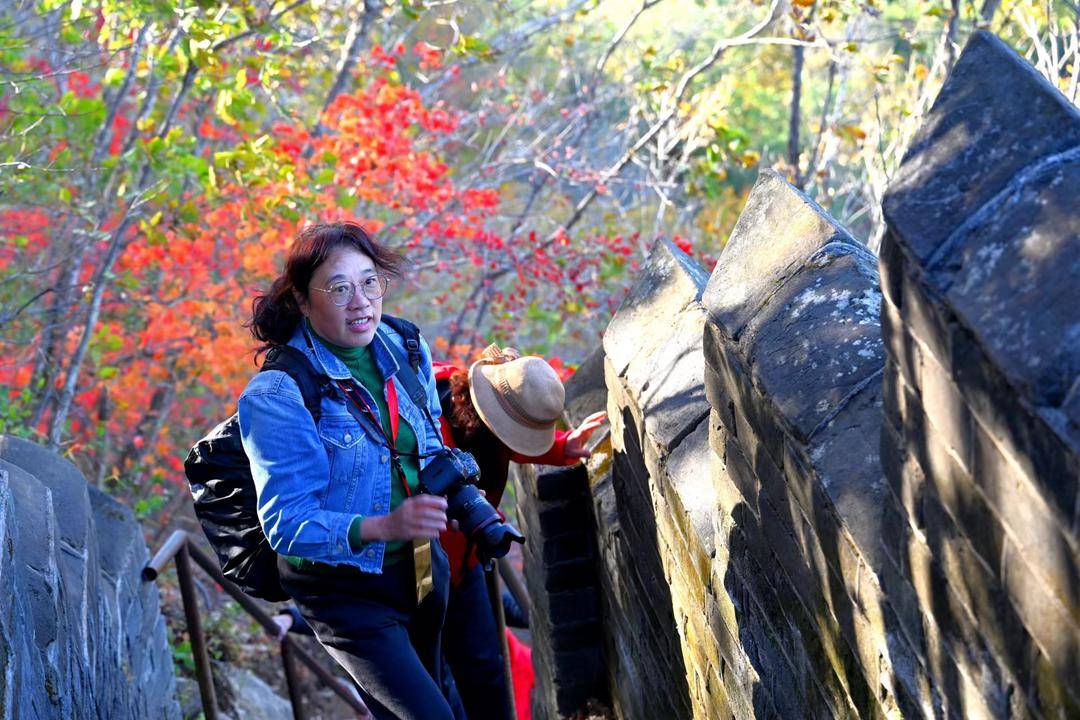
[883,30,1080,264]
[0,436,91,556]
[931,159,1080,416]
[703,169,859,342]
[628,306,711,454]
[738,241,884,444]
[562,345,608,431]
[665,419,718,562]
[604,237,709,378]
[802,381,887,572]
[0,438,179,720]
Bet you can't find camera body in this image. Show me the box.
[419,447,525,561]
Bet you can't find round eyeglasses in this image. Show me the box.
[311,276,389,307]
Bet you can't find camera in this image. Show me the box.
[419,447,525,561]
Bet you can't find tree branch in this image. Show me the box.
[593,0,663,79]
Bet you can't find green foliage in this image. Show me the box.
[171,639,195,673]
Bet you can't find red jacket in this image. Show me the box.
[433,361,577,584]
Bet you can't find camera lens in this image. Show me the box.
[478,522,526,560]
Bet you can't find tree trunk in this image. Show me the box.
[789,43,805,185]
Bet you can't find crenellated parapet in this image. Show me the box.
[879,29,1079,718]
[701,168,897,717]
[516,29,1078,720]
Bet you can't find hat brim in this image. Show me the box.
[468,360,557,457]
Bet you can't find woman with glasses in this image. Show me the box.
[239,221,463,719]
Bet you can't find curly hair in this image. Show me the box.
[446,369,492,445]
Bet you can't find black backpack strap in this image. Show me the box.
[262,345,392,450]
[377,321,445,444]
[381,314,422,373]
[261,345,327,424]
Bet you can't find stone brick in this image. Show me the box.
[900,261,953,371]
[880,292,922,393]
[532,460,590,503]
[703,354,737,436]
[802,380,887,572]
[604,237,709,378]
[953,321,1080,524]
[904,387,1079,624]
[535,496,595,539]
[970,417,1080,610]
[936,159,1080,416]
[721,432,761,521]
[703,168,858,342]
[562,345,608,430]
[665,419,717,561]
[737,241,884,444]
[917,344,974,474]
[627,306,711,453]
[882,30,1080,263]
[0,438,179,720]
[877,231,906,311]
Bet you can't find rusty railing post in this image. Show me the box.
[281,638,306,720]
[175,543,219,720]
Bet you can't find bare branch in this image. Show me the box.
[593,0,663,79]
[319,0,380,121]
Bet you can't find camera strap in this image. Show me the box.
[335,379,415,497]
[377,327,447,449]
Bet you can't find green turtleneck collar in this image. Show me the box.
[306,321,373,362]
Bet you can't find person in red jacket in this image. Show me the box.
[435,344,605,720]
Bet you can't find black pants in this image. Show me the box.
[444,563,511,720]
[279,543,465,720]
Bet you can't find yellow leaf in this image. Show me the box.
[839,124,867,141]
[739,150,760,168]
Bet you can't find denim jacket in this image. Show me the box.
[238,320,443,573]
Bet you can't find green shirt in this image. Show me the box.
[316,331,420,565]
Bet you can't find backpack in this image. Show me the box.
[183,316,423,601]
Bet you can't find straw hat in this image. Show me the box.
[468,344,566,456]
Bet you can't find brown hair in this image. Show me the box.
[447,370,491,444]
[248,222,404,351]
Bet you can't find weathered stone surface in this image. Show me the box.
[215,661,293,720]
[0,436,179,720]
[513,451,608,718]
[562,345,608,432]
[804,381,887,570]
[740,241,884,443]
[521,30,1078,720]
[883,30,1080,264]
[626,306,710,453]
[665,419,716,563]
[931,159,1080,416]
[703,169,858,342]
[604,237,709,378]
[879,28,1080,720]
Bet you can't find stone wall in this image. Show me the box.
[512,348,610,719]
[0,435,179,719]
[702,169,902,717]
[517,30,1078,720]
[878,30,1079,718]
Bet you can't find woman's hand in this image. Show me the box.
[364,495,448,541]
[564,411,608,459]
[270,613,294,641]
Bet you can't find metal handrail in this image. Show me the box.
[143,530,370,720]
